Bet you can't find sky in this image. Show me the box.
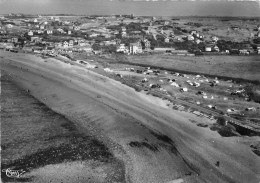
[0,0,259,17]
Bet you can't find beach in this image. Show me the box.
[1,50,260,183]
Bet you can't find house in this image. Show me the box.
[11,37,18,43]
[211,36,219,42]
[57,28,65,33]
[40,25,45,30]
[257,31,260,37]
[121,26,127,37]
[89,33,98,38]
[205,44,213,52]
[45,29,53,34]
[82,45,93,53]
[187,35,194,41]
[239,49,249,55]
[213,45,219,52]
[143,39,151,50]
[28,31,34,36]
[69,40,74,47]
[73,26,80,31]
[33,18,38,23]
[101,33,111,38]
[37,30,44,34]
[31,36,42,43]
[231,26,239,30]
[190,30,197,35]
[129,42,142,54]
[6,24,13,28]
[195,39,201,44]
[116,43,128,53]
[54,42,62,47]
[63,41,69,48]
[164,37,170,43]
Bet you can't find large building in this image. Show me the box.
[129,42,142,54]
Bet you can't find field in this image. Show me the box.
[97,54,260,82]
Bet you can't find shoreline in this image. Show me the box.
[1,51,260,183]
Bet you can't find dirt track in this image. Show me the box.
[1,51,260,183]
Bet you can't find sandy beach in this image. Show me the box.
[1,50,259,183]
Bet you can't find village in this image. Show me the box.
[0,13,260,57]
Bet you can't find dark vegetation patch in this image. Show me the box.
[149,130,178,155]
[244,85,260,104]
[252,150,260,157]
[129,141,159,152]
[197,123,208,128]
[210,123,238,137]
[150,131,174,145]
[189,119,198,124]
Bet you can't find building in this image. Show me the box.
[187,35,194,41]
[11,37,18,43]
[31,36,42,43]
[73,26,80,31]
[205,44,213,52]
[143,39,151,50]
[69,40,74,47]
[129,42,142,54]
[195,39,201,44]
[28,31,34,36]
[63,41,69,48]
[164,37,170,43]
[211,36,219,42]
[116,44,128,53]
[190,30,197,35]
[45,29,53,34]
[89,33,98,38]
[213,45,220,52]
[82,45,93,53]
[40,25,45,30]
[121,27,127,37]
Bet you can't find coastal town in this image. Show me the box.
[1,13,260,56]
[1,12,260,183]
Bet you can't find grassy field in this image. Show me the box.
[102,54,260,83]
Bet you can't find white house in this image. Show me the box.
[195,39,201,44]
[211,36,219,42]
[73,26,80,31]
[129,42,142,54]
[40,25,45,30]
[45,29,53,34]
[82,45,93,52]
[63,41,69,48]
[69,40,74,47]
[116,44,128,53]
[187,35,194,41]
[28,31,34,36]
[6,24,13,28]
[205,44,212,52]
[213,45,220,52]
[89,33,98,38]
